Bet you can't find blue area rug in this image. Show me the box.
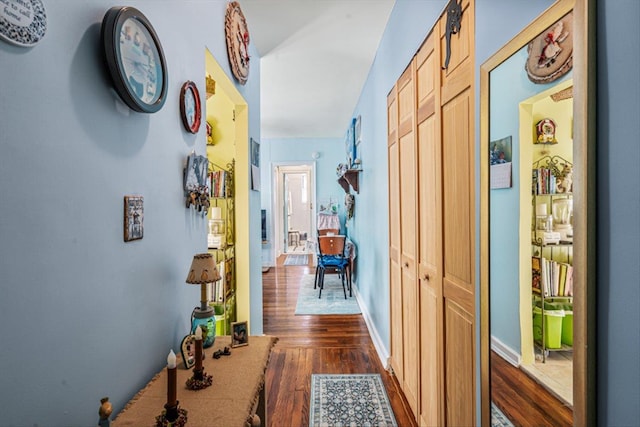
[284,254,309,265]
[491,402,514,427]
[295,274,361,315]
[310,374,397,427]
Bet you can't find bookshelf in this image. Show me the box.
[531,156,573,361]
[207,160,236,336]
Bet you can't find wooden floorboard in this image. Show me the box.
[263,258,417,427]
[491,350,573,426]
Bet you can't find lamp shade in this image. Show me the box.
[186,253,221,284]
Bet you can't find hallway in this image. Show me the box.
[262,257,417,426]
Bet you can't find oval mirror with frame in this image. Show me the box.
[480,0,595,426]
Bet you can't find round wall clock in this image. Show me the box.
[224,1,250,85]
[525,12,573,84]
[101,6,168,113]
[0,0,47,47]
[180,81,202,134]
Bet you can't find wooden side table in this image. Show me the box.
[113,335,277,427]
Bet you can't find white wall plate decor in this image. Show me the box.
[0,0,47,47]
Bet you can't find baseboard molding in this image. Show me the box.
[354,285,391,369]
[491,335,521,367]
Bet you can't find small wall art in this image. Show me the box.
[231,321,248,347]
[490,136,512,189]
[124,195,144,241]
[250,138,260,191]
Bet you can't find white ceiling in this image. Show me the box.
[240,0,396,140]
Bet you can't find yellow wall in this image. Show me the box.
[205,49,251,329]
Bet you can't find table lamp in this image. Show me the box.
[186,253,221,348]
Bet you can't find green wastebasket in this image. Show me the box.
[533,306,564,349]
[561,304,573,346]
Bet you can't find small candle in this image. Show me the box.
[166,350,177,406]
[195,326,203,371]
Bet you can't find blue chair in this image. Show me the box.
[316,235,351,299]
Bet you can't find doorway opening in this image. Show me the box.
[518,78,574,406]
[273,163,316,256]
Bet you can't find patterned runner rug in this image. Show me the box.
[491,402,514,426]
[309,374,397,427]
[284,254,309,265]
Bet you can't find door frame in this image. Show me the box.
[272,161,316,258]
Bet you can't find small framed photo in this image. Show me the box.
[124,195,143,242]
[231,321,248,347]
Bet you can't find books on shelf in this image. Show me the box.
[209,170,228,198]
[532,256,573,297]
[532,167,558,195]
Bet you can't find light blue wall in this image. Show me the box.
[596,0,640,424]
[348,0,448,358]
[488,47,571,352]
[0,1,261,424]
[260,138,345,266]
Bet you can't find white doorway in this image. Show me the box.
[273,163,316,256]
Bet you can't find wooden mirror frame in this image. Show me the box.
[480,0,596,425]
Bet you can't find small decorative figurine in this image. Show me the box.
[98,397,112,427]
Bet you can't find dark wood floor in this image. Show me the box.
[262,256,417,427]
[491,350,573,426]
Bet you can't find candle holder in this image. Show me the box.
[186,367,213,390]
[186,328,212,390]
[154,405,188,427]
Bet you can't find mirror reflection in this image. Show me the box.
[487,6,579,426]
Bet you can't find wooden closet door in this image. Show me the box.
[387,86,403,385]
[416,32,443,427]
[397,61,419,416]
[439,0,476,425]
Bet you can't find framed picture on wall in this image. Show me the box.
[124,195,144,242]
[345,119,356,168]
[251,138,260,191]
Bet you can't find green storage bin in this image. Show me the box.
[215,314,227,336]
[533,306,564,349]
[562,307,573,346]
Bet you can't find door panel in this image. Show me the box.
[445,299,475,427]
[416,30,444,426]
[387,88,403,382]
[398,61,419,415]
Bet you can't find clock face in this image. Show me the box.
[101,7,168,113]
[180,81,202,134]
[225,1,250,85]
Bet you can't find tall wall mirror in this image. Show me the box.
[480,0,595,426]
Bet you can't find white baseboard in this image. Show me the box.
[354,286,391,369]
[491,335,521,367]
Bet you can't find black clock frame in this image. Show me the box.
[101,6,168,113]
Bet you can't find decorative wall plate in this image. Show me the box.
[180,81,202,134]
[101,6,168,113]
[0,0,47,47]
[180,334,196,369]
[224,1,250,85]
[525,12,573,84]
